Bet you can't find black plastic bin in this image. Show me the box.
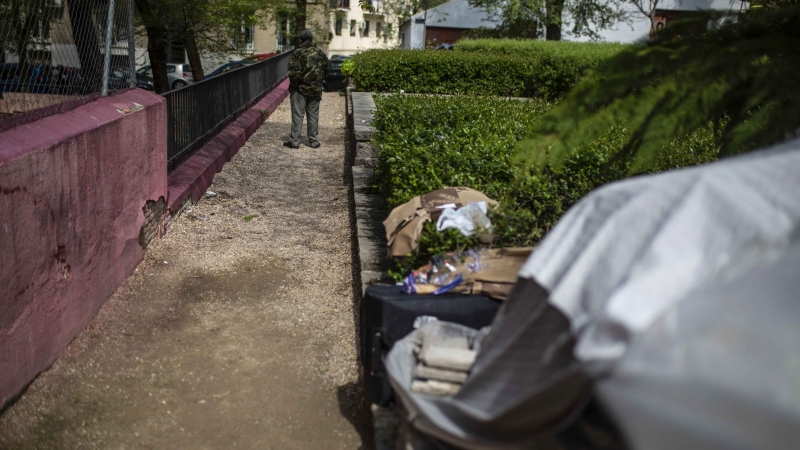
[361,284,502,405]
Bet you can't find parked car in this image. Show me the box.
[136,63,193,90]
[108,68,153,91]
[0,63,84,96]
[1,64,153,97]
[206,60,253,78]
[323,55,351,92]
[241,53,278,63]
[136,78,154,91]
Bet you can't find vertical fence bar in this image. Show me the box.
[101,0,118,96]
[127,0,136,87]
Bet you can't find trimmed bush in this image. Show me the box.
[371,94,719,277]
[456,39,630,59]
[352,42,625,99]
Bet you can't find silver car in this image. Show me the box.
[135,63,194,90]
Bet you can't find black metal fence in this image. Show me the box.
[163,51,291,169]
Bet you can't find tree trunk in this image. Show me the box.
[545,0,565,41]
[545,23,562,40]
[68,0,105,93]
[292,0,307,46]
[648,13,657,40]
[134,0,170,93]
[146,27,170,93]
[184,30,204,82]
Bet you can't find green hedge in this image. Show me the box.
[455,39,630,59]
[352,42,624,99]
[371,94,719,277]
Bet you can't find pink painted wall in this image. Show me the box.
[0,89,167,408]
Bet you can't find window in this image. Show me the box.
[168,40,186,64]
[277,19,292,51]
[29,7,61,40]
[335,18,343,36]
[350,20,356,36]
[376,22,382,38]
[387,23,392,39]
[244,26,254,48]
[166,66,176,74]
[363,21,370,36]
[335,0,350,7]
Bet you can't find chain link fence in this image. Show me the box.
[0,0,136,131]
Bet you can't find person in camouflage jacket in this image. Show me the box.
[284,30,330,149]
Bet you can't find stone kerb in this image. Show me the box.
[351,92,379,167]
[347,88,397,449]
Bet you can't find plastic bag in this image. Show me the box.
[404,250,487,295]
[436,202,492,243]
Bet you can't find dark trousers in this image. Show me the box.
[289,91,320,146]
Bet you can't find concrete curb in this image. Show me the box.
[352,166,388,293]
[351,92,378,167]
[166,78,290,211]
[346,90,399,450]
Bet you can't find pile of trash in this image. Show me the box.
[402,247,531,300]
[383,187,532,301]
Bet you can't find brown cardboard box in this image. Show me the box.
[383,187,497,257]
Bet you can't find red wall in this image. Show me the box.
[0,90,167,408]
[425,27,470,46]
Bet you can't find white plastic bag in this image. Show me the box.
[435,202,493,238]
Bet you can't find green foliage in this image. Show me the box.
[372,95,550,206]
[135,0,265,55]
[352,43,624,99]
[466,0,626,40]
[517,7,800,171]
[377,0,450,23]
[467,0,544,39]
[456,38,629,58]
[339,58,354,77]
[372,94,719,277]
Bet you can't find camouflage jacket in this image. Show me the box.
[287,41,330,100]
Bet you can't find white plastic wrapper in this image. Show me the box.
[435,201,492,237]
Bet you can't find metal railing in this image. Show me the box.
[162,51,291,169]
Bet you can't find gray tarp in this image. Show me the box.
[598,240,800,450]
[386,140,800,449]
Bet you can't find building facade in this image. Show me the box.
[326,0,400,57]
[2,2,131,69]
[399,0,496,49]
[574,0,747,43]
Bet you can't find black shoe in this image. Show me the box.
[283,141,299,149]
[309,142,321,149]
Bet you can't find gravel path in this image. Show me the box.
[0,93,371,449]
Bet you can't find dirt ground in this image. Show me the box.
[0,93,372,449]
